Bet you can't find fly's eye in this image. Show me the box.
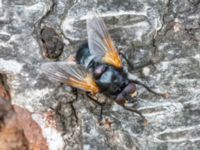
[123,83,136,94]
[116,93,125,105]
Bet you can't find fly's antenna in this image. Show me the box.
[122,93,147,123]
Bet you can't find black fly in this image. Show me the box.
[41,12,169,123]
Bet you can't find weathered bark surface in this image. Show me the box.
[0,0,200,149]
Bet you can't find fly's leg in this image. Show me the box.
[86,93,106,106]
[122,105,147,125]
[122,94,147,124]
[119,52,158,70]
[67,88,79,124]
[71,88,78,102]
[69,101,78,124]
[119,52,134,69]
[119,51,164,71]
[86,93,106,123]
[131,80,170,98]
[99,105,104,124]
[122,105,146,120]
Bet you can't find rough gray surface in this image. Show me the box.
[0,0,200,150]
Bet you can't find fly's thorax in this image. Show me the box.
[94,65,128,96]
[75,43,98,69]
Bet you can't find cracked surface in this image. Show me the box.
[0,0,200,149]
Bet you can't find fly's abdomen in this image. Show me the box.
[75,43,96,69]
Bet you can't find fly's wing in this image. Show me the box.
[87,11,122,69]
[41,62,99,94]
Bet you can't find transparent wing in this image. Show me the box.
[41,62,99,93]
[41,62,85,82]
[87,11,122,68]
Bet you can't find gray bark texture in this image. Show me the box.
[0,0,200,150]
